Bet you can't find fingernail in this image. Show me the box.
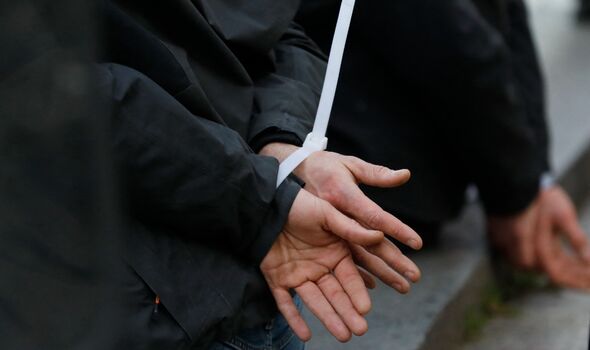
[404,271,415,281]
[407,239,420,250]
[393,283,403,291]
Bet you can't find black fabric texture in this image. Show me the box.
[298,0,550,221]
[102,0,326,149]
[103,63,302,263]
[99,63,305,348]
[97,0,329,345]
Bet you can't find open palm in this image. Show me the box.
[261,190,381,342]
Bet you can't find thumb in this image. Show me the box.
[343,156,410,188]
[555,212,590,264]
[322,200,384,246]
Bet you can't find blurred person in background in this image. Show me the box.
[298,0,590,290]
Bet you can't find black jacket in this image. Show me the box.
[100,0,326,348]
[298,0,549,224]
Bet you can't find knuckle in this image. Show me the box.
[328,288,346,302]
[321,191,336,205]
[365,210,382,228]
[344,155,361,166]
[371,165,389,178]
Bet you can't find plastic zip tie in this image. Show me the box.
[276,0,356,188]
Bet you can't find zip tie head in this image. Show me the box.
[303,133,328,152]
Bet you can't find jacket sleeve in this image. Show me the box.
[99,63,301,263]
[356,0,548,215]
[248,23,327,152]
[504,0,550,173]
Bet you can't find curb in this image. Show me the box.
[418,139,590,350]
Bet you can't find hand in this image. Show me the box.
[261,190,384,342]
[487,197,541,269]
[260,143,421,249]
[488,186,590,290]
[535,186,590,290]
[260,143,422,291]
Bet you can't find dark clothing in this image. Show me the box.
[581,0,590,20]
[208,296,304,350]
[298,0,550,224]
[99,0,326,348]
[0,1,122,349]
[100,64,301,349]
[103,0,325,153]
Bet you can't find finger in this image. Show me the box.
[540,250,590,290]
[365,240,421,283]
[322,201,384,246]
[343,156,411,188]
[350,244,411,294]
[358,267,377,290]
[270,288,311,341]
[555,214,590,263]
[513,243,537,270]
[296,281,352,342]
[317,273,369,336]
[536,224,590,290]
[536,217,563,271]
[550,260,590,289]
[561,263,590,290]
[337,187,422,250]
[334,256,372,315]
[512,227,537,270]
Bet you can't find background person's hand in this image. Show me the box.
[260,190,384,342]
[260,143,422,290]
[487,197,541,269]
[535,186,590,290]
[488,185,590,289]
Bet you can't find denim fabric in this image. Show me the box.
[209,297,304,350]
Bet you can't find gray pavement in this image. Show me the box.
[462,290,590,350]
[462,200,590,350]
[529,0,590,174]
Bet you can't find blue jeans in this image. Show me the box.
[208,297,305,350]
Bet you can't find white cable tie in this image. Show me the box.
[276,0,355,188]
[311,0,355,139]
[276,133,328,188]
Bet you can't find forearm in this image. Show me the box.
[102,63,300,262]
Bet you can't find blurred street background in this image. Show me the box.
[531,0,590,173]
[306,0,590,348]
[463,201,590,349]
[462,0,590,349]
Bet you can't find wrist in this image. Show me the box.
[259,142,300,162]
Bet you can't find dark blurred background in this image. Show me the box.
[0,1,121,348]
